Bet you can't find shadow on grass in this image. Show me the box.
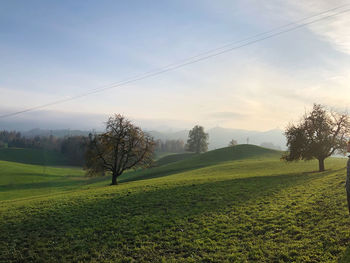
[118,159,339,186]
[0,168,340,262]
[339,237,350,263]
[119,162,211,184]
[0,149,69,166]
[155,153,197,166]
[119,147,281,184]
[0,179,83,192]
[2,172,72,179]
[0,174,107,193]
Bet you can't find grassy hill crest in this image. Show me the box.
[156,144,281,166]
[0,147,348,262]
[121,144,281,183]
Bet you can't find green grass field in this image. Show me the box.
[155,152,196,166]
[1,145,350,262]
[0,160,107,201]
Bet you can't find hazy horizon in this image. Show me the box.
[0,108,284,133]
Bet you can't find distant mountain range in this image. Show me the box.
[18,127,287,150]
[21,128,92,138]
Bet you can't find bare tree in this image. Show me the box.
[85,114,155,185]
[228,139,237,147]
[282,104,350,171]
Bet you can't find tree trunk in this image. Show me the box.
[318,158,325,172]
[111,173,118,185]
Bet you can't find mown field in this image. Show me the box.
[1,145,350,262]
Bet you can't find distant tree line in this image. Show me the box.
[154,139,185,153]
[0,130,88,166]
[0,131,63,150]
[0,130,187,166]
[60,136,89,166]
[0,131,34,148]
[0,122,211,171]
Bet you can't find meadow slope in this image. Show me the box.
[1,145,350,262]
[0,160,103,201]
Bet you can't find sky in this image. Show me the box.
[1,0,350,131]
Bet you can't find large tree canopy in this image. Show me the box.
[186,125,209,154]
[85,114,155,185]
[282,104,350,171]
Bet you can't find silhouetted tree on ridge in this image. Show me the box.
[282,104,350,171]
[186,125,209,154]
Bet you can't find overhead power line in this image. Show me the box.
[1,4,350,119]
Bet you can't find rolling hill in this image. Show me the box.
[121,145,281,183]
[0,160,102,201]
[155,152,197,166]
[0,145,349,262]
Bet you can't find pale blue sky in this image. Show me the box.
[1,0,350,131]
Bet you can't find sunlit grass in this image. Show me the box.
[1,145,349,262]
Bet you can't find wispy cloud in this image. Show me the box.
[1,0,350,132]
[280,0,350,55]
